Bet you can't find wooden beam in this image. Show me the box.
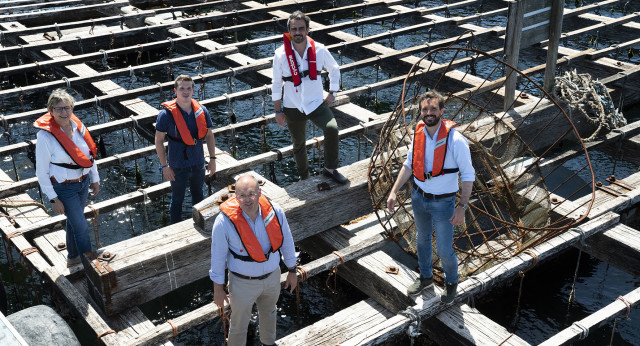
[539,286,640,345]
[339,212,620,344]
[577,223,640,277]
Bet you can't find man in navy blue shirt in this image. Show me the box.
[155,74,217,224]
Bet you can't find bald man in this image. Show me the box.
[209,174,297,345]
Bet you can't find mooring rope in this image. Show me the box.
[295,266,308,324]
[398,306,421,346]
[216,304,230,345]
[609,295,633,345]
[325,251,344,295]
[553,69,627,141]
[573,321,589,340]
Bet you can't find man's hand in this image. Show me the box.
[324,93,335,104]
[207,159,216,177]
[284,271,298,293]
[162,166,175,181]
[51,199,65,215]
[275,112,286,127]
[449,206,466,226]
[213,283,230,310]
[386,191,397,212]
[89,182,100,197]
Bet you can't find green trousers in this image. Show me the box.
[284,102,339,179]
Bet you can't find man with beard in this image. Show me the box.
[386,91,475,304]
[271,11,347,184]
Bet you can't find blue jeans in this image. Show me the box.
[169,163,206,224]
[53,178,92,259]
[411,189,459,284]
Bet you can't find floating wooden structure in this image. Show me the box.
[1,0,639,345]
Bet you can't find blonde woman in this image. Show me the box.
[34,89,100,267]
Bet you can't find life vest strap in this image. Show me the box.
[282,70,322,82]
[51,158,94,170]
[423,167,459,180]
[229,248,280,263]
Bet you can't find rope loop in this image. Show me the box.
[573,321,589,340]
[523,249,538,269]
[19,247,39,265]
[616,295,632,319]
[296,266,308,282]
[571,226,590,249]
[469,275,487,292]
[398,306,422,341]
[96,329,116,340]
[167,319,178,337]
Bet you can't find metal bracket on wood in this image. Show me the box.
[606,175,634,191]
[596,181,621,197]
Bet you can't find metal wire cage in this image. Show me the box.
[368,46,596,283]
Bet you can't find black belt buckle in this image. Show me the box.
[425,172,432,181]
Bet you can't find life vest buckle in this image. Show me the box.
[424,172,432,181]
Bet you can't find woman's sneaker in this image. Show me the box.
[407,276,433,296]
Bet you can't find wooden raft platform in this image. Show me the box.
[0,0,639,344]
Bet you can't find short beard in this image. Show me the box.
[424,116,439,127]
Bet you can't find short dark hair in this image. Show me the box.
[287,11,310,31]
[174,74,194,89]
[417,90,445,111]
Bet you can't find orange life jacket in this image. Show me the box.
[283,33,317,86]
[33,113,97,169]
[161,99,208,146]
[412,119,459,181]
[220,195,284,263]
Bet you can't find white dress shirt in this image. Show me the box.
[271,38,340,115]
[209,200,297,285]
[404,122,475,195]
[35,120,100,201]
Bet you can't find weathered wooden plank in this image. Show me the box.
[87,155,371,315]
[427,303,531,345]
[277,298,395,345]
[340,212,621,344]
[129,218,389,345]
[539,286,640,345]
[194,155,371,236]
[577,223,640,277]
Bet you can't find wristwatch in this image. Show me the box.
[459,203,468,210]
[330,90,337,98]
[288,267,297,273]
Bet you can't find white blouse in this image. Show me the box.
[35,120,100,200]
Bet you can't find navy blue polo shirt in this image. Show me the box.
[156,103,214,169]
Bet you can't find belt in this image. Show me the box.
[412,180,457,199]
[50,174,88,184]
[230,270,271,280]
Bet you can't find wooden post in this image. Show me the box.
[544,0,564,92]
[503,0,524,111]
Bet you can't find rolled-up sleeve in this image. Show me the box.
[453,132,475,182]
[275,206,297,268]
[321,48,340,92]
[209,214,230,285]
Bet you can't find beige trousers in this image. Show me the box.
[227,269,281,346]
